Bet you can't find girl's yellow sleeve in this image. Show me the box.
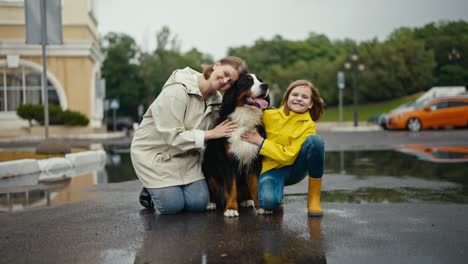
[259,122,316,166]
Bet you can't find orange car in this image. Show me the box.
[387,96,468,132]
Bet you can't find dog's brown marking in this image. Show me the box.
[224,178,238,211]
[236,90,252,106]
[224,141,231,155]
[207,177,219,195]
[247,173,260,209]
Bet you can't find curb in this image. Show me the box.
[0,132,127,143]
[0,150,107,187]
[317,122,382,132]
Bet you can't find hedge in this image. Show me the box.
[17,104,89,126]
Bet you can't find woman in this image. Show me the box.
[131,56,248,214]
[241,80,325,216]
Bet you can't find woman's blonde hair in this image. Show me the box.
[202,56,248,80]
[281,80,325,121]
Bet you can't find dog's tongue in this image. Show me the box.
[254,98,269,109]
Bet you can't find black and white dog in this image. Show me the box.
[202,73,269,217]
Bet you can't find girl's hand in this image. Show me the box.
[241,130,264,146]
[205,120,237,140]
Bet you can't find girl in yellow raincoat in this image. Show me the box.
[241,80,325,216]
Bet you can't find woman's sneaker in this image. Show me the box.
[139,187,154,210]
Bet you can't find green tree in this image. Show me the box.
[358,29,435,102]
[101,33,145,120]
[414,20,468,86]
[139,26,213,106]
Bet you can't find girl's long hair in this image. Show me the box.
[281,80,325,121]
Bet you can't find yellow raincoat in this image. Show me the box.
[259,106,316,174]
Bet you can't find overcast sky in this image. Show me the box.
[95,0,468,59]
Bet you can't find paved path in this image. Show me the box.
[2,128,468,263]
[1,180,467,263]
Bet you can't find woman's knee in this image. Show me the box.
[153,196,185,214]
[184,180,209,212]
[185,189,209,212]
[148,187,185,215]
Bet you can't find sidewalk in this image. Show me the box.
[1,179,467,263]
[0,131,127,144]
[317,121,382,132]
[0,122,381,144]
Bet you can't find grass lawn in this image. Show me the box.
[320,92,423,122]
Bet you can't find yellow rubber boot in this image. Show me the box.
[308,177,323,217]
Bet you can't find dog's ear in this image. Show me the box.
[219,77,240,119]
[242,74,253,87]
[265,94,271,108]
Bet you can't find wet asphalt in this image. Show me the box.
[1,180,468,264]
[1,129,468,263]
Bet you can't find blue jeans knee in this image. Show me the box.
[146,180,209,214]
[302,134,325,179]
[147,187,185,215]
[260,191,282,211]
[258,176,284,211]
[183,180,209,212]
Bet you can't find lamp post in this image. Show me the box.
[448,48,461,85]
[344,50,365,127]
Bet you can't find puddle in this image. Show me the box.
[322,146,468,204]
[1,144,468,212]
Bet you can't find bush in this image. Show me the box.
[62,110,89,126]
[16,104,42,126]
[48,104,65,125]
[16,104,89,126]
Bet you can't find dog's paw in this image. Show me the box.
[257,208,273,215]
[240,200,255,208]
[206,202,216,210]
[224,209,239,217]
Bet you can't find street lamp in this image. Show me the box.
[448,48,462,85]
[448,48,461,62]
[344,49,365,127]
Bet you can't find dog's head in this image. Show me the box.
[220,73,269,118]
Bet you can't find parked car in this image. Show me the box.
[379,86,466,130]
[106,116,135,132]
[387,95,468,132]
[378,102,416,129]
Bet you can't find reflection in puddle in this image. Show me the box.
[396,144,468,163]
[105,152,138,183]
[101,249,136,264]
[0,147,137,212]
[0,171,104,212]
[0,149,108,212]
[2,144,468,212]
[322,146,468,204]
[134,207,327,263]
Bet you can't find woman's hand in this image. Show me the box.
[241,130,264,146]
[205,120,238,140]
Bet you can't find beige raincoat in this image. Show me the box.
[130,67,222,188]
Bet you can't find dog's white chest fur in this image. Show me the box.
[227,106,263,166]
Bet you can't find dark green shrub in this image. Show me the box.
[16,104,89,126]
[48,104,64,125]
[16,104,42,126]
[62,110,89,126]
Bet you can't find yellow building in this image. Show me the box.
[0,0,104,131]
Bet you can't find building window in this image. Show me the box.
[0,66,60,112]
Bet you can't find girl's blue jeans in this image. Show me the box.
[259,135,325,211]
[146,179,209,214]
